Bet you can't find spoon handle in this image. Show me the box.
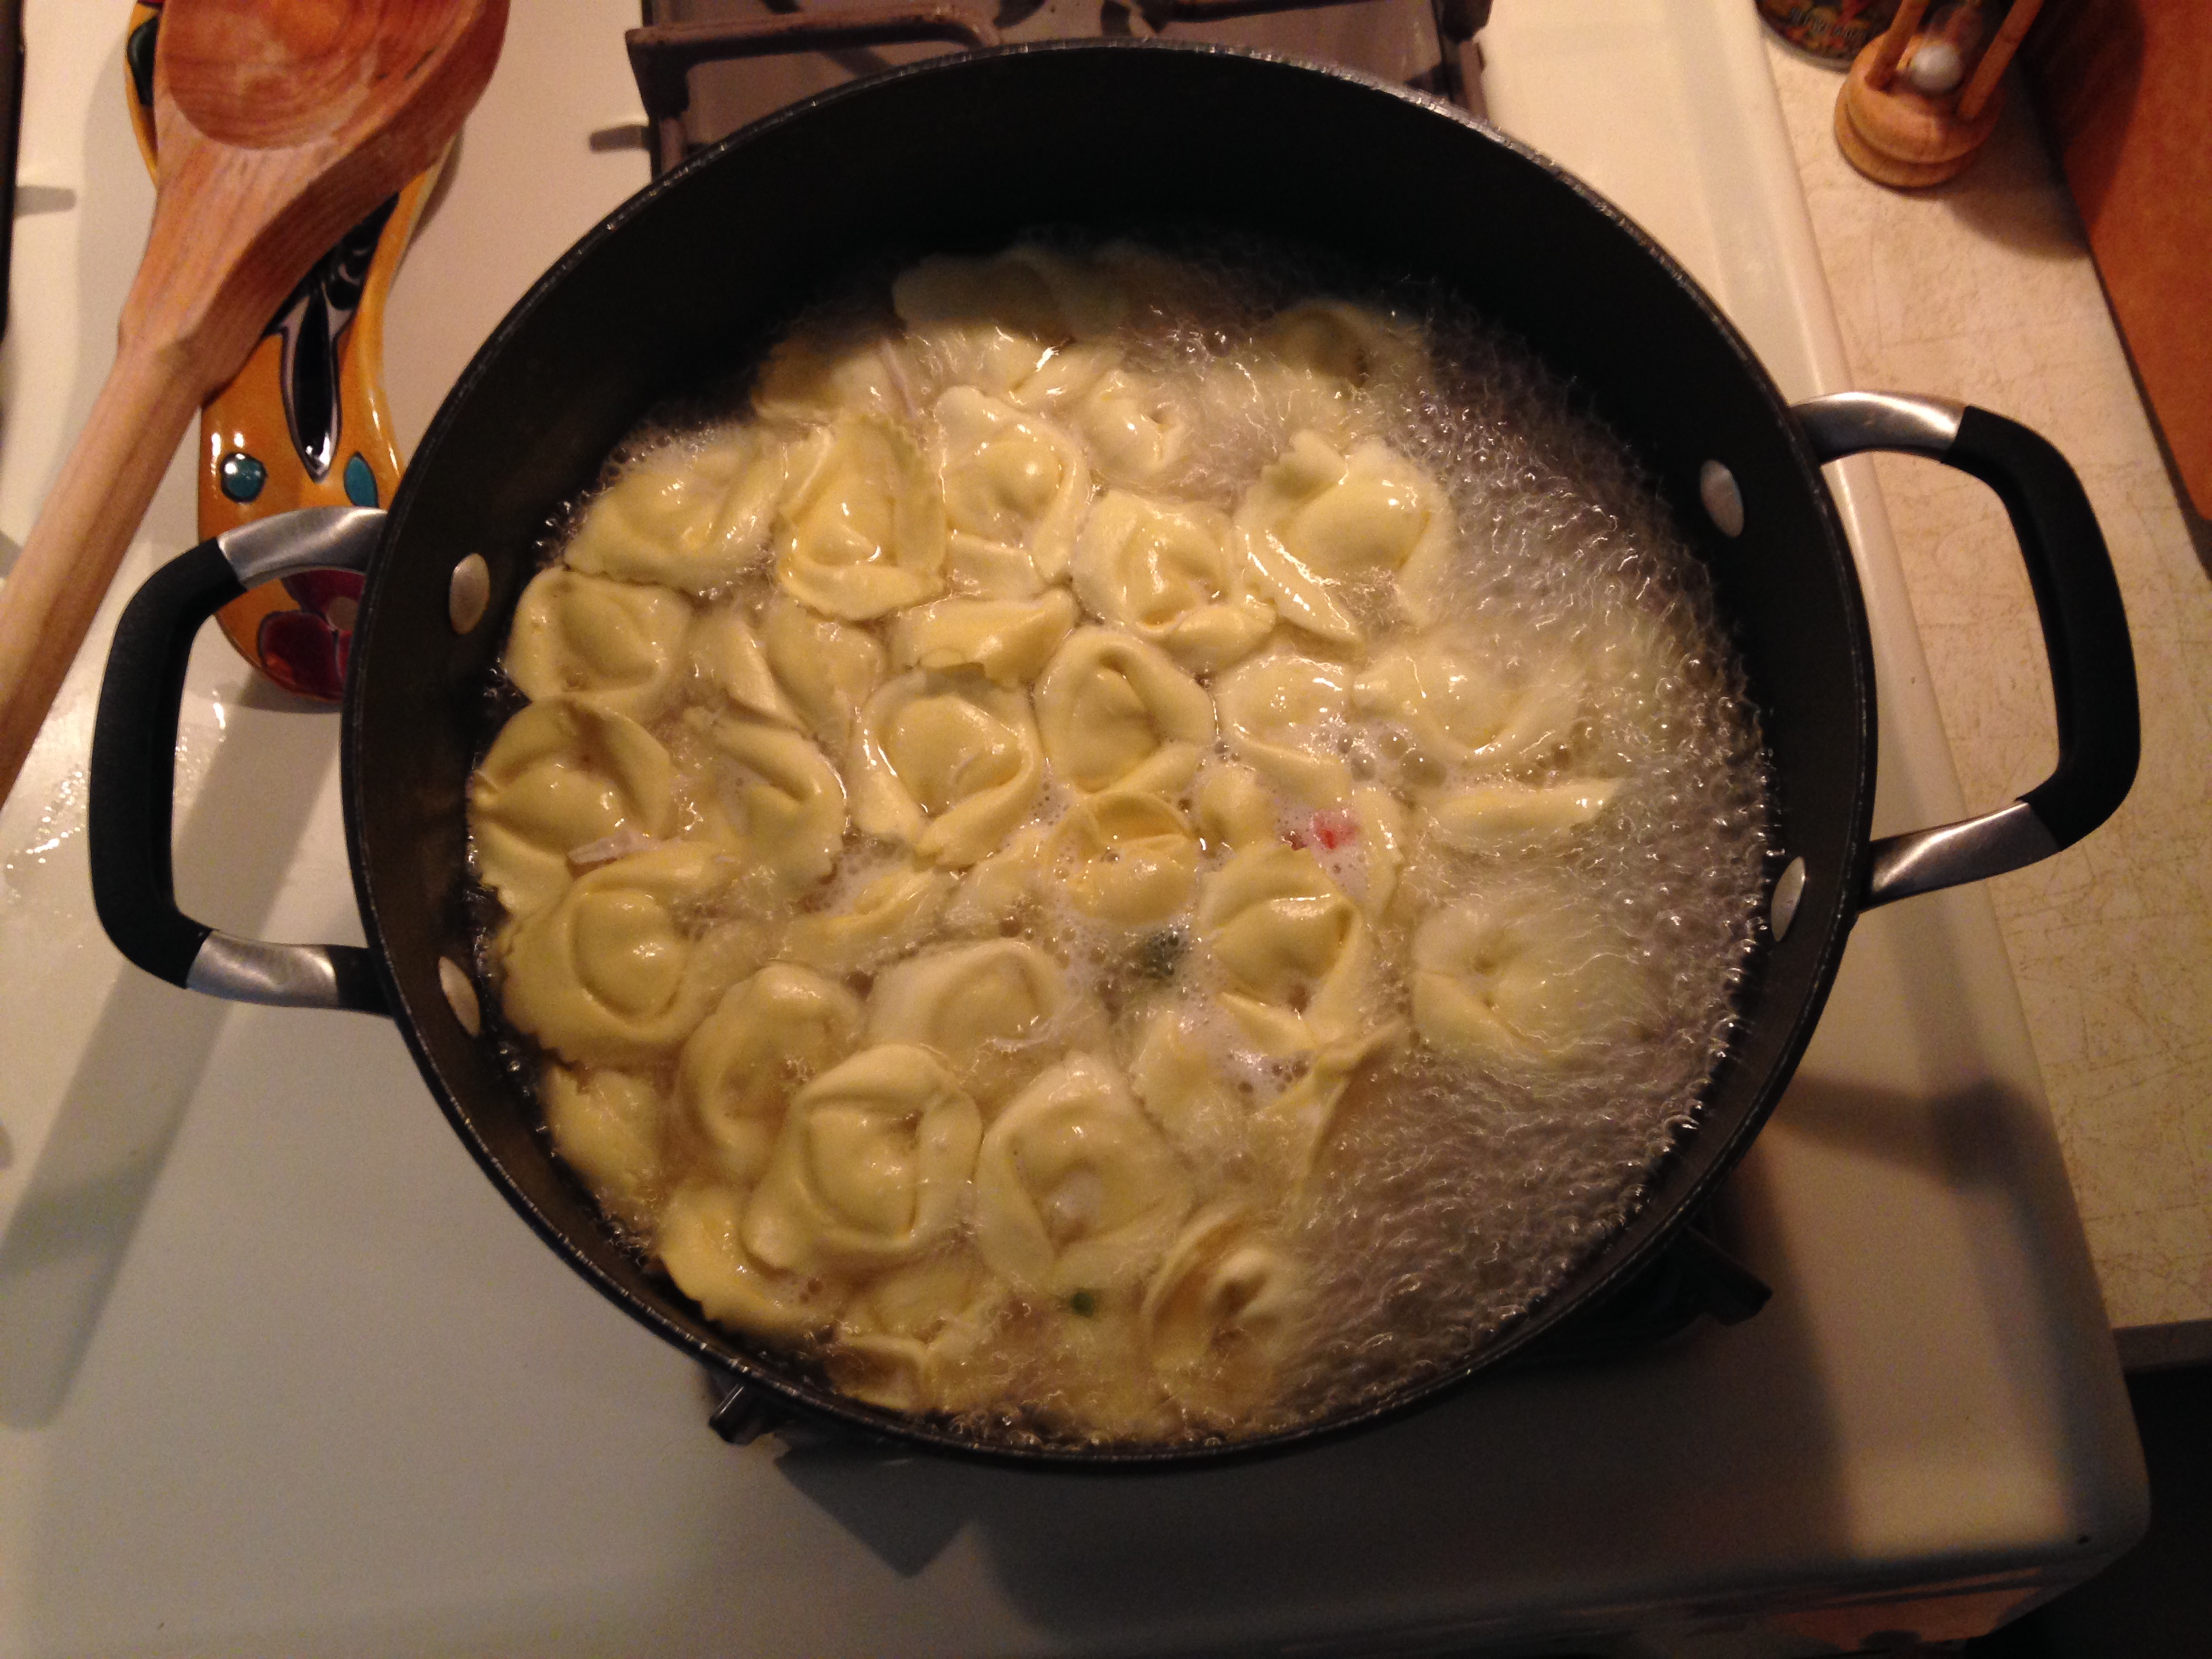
[0,333,207,806]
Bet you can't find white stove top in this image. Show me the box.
[0,3,2146,1654]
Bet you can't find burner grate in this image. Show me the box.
[632,0,1483,170]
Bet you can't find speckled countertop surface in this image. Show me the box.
[1764,39,2212,1353]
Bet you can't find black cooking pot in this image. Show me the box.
[85,43,2136,1467]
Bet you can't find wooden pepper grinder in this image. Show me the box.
[1836,0,2044,186]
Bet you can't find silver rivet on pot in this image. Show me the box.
[1699,460,1745,537]
[438,955,482,1036]
[449,553,491,635]
[1771,856,1807,943]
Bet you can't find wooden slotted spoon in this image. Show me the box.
[0,0,508,806]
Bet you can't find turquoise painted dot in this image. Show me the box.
[218,451,267,504]
[343,453,380,508]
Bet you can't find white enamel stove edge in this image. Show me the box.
[0,1,2145,1655]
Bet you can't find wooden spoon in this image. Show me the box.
[0,0,508,806]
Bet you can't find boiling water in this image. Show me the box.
[475,238,1771,1448]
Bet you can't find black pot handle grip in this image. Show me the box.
[1793,393,2139,909]
[90,508,391,1012]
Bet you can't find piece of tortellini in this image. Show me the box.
[782,862,951,976]
[974,1052,1194,1296]
[1425,779,1620,848]
[939,823,1046,939]
[1140,1203,1298,1412]
[752,326,915,427]
[1261,300,1425,407]
[773,416,947,621]
[676,964,864,1185]
[1214,651,1353,807]
[888,588,1078,686]
[1071,491,1274,672]
[1193,762,1283,851]
[470,697,676,920]
[1014,345,1195,490]
[1034,628,1214,795]
[865,938,1093,1107]
[689,605,800,729]
[1254,1021,1406,1188]
[497,843,752,1068]
[742,1043,983,1276]
[541,1065,668,1234]
[935,388,1092,589]
[504,567,691,722]
[893,245,1124,398]
[657,1179,840,1343]
[847,670,1044,867]
[1351,626,1584,784]
[564,426,785,596]
[1346,784,1408,920]
[1200,300,1426,450]
[1044,789,1202,928]
[1126,1005,1248,1172]
[1231,432,1454,644]
[758,594,885,757]
[1195,844,1378,1057]
[1410,895,1656,1069]
[684,709,846,897]
[830,1254,999,1414]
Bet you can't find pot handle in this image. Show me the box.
[89,507,390,1012]
[1793,392,2138,909]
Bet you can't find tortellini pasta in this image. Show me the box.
[1034,628,1214,795]
[1071,491,1273,672]
[774,417,947,621]
[1044,789,1202,926]
[743,1043,983,1276]
[1195,844,1377,1057]
[676,964,863,1185]
[657,1179,838,1343]
[865,939,1092,1107]
[831,1255,998,1414]
[888,588,1078,685]
[504,567,691,722]
[935,388,1091,587]
[974,1052,1193,1295]
[466,240,1766,1452]
[1214,651,1353,806]
[1425,779,1620,848]
[759,595,885,756]
[1232,432,1454,643]
[689,605,800,727]
[1141,1204,1298,1410]
[893,244,1124,395]
[565,427,784,594]
[752,327,914,426]
[1193,762,1282,851]
[498,843,754,1068]
[1126,1006,1247,1169]
[1410,896,1657,1067]
[470,697,675,920]
[1261,300,1425,407]
[848,670,1044,867]
[1015,346,1195,489]
[687,710,847,895]
[1256,1021,1406,1187]
[542,1065,667,1233]
[783,862,951,976]
[1352,627,1584,783]
[1200,300,1427,451]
